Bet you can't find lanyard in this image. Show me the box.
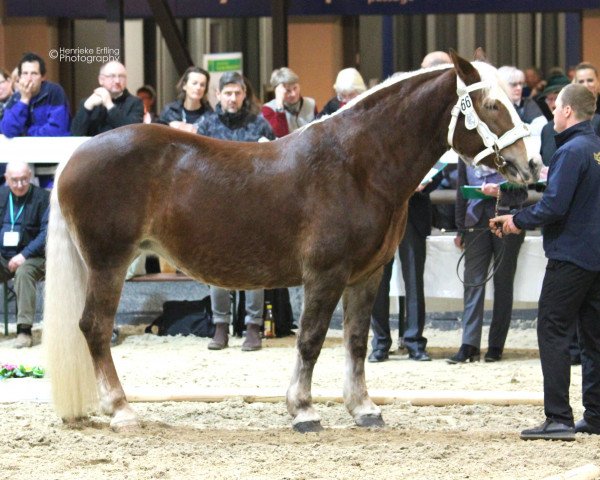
[9,193,25,232]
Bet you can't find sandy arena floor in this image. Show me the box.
[0,324,598,480]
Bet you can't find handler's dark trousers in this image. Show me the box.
[538,260,600,429]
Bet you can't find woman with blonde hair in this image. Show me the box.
[318,67,367,118]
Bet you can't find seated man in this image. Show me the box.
[195,71,275,351]
[0,52,70,138]
[0,160,49,348]
[71,61,143,136]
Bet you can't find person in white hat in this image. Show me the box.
[317,67,367,118]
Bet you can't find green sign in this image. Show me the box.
[207,58,242,72]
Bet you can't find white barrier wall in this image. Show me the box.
[391,234,545,303]
[0,136,91,164]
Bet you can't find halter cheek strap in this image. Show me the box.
[447,80,530,167]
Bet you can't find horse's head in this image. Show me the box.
[447,50,541,185]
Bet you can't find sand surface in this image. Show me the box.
[0,325,598,480]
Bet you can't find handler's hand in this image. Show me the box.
[489,215,521,238]
[454,233,464,250]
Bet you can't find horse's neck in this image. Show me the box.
[350,70,456,205]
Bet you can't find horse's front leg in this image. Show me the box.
[287,272,346,433]
[81,269,138,431]
[342,267,385,427]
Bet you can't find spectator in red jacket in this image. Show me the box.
[261,67,317,138]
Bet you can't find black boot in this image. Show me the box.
[447,344,480,364]
[484,346,503,362]
[208,323,229,350]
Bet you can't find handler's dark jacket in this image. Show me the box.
[514,121,600,271]
[71,89,143,136]
[0,185,50,258]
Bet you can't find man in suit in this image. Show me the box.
[368,51,452,363]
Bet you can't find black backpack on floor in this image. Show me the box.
[145,296,215,337]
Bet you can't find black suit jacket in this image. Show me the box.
[406,171,444,238]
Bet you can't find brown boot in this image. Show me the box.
[208,323,229,350]
[14,332,33,349]
[242,323,262,351]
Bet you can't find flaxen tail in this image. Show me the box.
[43,167,99,420]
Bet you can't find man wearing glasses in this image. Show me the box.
[0,161,49,348]
[71,61,143,136]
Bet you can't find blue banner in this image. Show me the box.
[6,0,600,18]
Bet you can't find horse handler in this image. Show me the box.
[491,83,600,440]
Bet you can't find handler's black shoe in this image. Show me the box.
[368,350,389,363]
[575,418,600,435]
[520,418,575,441]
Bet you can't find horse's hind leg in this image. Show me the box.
[287,273,346,433]
[80,268,137,430]
[342,268,385,427]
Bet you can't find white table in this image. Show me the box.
[391,234,545,303]
[0,136,91,164]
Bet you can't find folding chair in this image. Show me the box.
[3,280,16,336]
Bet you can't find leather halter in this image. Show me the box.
[447,79,530,169]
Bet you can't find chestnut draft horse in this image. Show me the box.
[44,52,539,432]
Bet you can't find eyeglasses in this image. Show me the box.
[509,82,524,88]
[101,74,127,81]
[8,177,30,187]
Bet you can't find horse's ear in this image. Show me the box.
[473,47,488,62]
[450,49,481,85]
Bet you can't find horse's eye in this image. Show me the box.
[486,103,499,111]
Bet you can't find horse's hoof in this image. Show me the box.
[110,418,141,432]
[110,409,140,432]
[355,414,385,428]
[293,420,324,433]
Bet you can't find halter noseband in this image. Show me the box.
[447,80,530,171]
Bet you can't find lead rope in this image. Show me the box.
[456,148,507,288]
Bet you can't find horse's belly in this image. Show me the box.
[156,243,303,290]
